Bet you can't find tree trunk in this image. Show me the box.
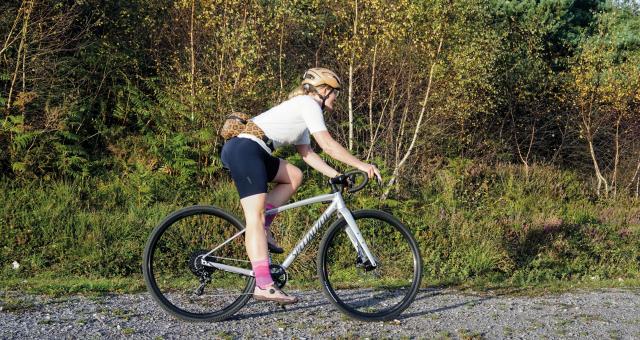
[0,2,24,56]
[366,76,399,161]
[627,156,640,196]
[7,0,35,109]
[347,0,358,151]
[612,115,621,197]
[278,10,285,100]
[189,0,196,120]
[216,2,229,108]
[587,134,609,197]
[382,36,443,200]
[368,42,377,151]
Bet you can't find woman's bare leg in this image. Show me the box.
[240,191,298,302]
[239,193,268,261]
[265,159,303,206]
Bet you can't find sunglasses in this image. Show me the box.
[328,88,340,98]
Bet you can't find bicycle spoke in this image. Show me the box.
[143,206,254,322]
[318,210,422,321]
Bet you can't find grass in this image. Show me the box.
[435,330,454,340]
[1,160,640,296]
[121,327,136,335]
[0,274,144,296]
[0,294,37,312]
[527,320,545,331]
[1,272,638,298]
[451,277,640,297]
[457,329,484,339]
[216,331,235,340]
[502,326,514,337]
[578,314,607,323]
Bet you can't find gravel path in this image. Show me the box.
[1,288,640,339]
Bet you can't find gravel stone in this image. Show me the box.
[1,288,640,339]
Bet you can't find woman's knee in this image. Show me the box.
[240,194,266,228]
[244,209,265,229]
[290,166,303,188]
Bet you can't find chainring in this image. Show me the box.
[269,264,288,289]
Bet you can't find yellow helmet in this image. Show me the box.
[302,67,342,90]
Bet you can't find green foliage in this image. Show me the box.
[1,0,640,290]
[1,161,639,288]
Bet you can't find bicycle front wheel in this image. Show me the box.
[142,205,254,322]
[318,210,422,321]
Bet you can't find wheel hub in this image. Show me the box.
[356,255,377,271]
[188,250,215,277]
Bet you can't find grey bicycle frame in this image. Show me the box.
[200,191,377,277]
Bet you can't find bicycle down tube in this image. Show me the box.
[201,191,378,276]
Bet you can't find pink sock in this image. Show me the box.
[251,259,273,289]
[264,203,277,231]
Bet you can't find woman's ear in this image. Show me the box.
[316,86,329,96]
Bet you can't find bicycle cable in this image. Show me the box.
[204,255,250,264]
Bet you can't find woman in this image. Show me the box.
[221,67,382,304]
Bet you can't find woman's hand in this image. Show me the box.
[358,163,382,183]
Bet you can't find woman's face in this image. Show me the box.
[319,87,339,111]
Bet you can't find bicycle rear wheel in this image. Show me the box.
[142,205,254,322]
[318,210,422,321]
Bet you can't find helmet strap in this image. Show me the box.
[319,88,335,111]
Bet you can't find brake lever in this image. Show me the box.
[369,162,383,189]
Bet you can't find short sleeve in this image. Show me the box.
[294,129,311,146]
[299,97,327,133]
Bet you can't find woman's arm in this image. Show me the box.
[295,144,341,178]
[311,130,382,180]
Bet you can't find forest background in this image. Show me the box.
[1,0,639,292]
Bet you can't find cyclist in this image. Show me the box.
[220,67,382,304]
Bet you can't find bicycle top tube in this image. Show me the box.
[266,170,371,217]
[267,193,337,216]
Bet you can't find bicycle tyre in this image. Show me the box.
[142,205,254,322]
[317,209,422,321]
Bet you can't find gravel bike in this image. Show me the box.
[142,171,422,322]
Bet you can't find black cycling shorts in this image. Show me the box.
[221,137,281,199]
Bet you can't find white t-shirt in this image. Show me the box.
[250,95,327,149]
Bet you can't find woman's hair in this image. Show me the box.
[287,84,329,99]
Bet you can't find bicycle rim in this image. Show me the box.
[143,205,254,322]
[318,210,422,321]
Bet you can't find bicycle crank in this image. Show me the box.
[269,264,288,289]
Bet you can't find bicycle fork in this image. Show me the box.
[337,206,378,269]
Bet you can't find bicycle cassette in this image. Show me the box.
[188,250,215,277]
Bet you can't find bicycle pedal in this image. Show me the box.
[268,242,284,254]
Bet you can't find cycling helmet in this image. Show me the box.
[302,67,342,90]
[302,67,342,110]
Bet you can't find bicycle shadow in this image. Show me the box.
[228,298,333,321]
[229,287,498,321]
[397,288,494,320]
